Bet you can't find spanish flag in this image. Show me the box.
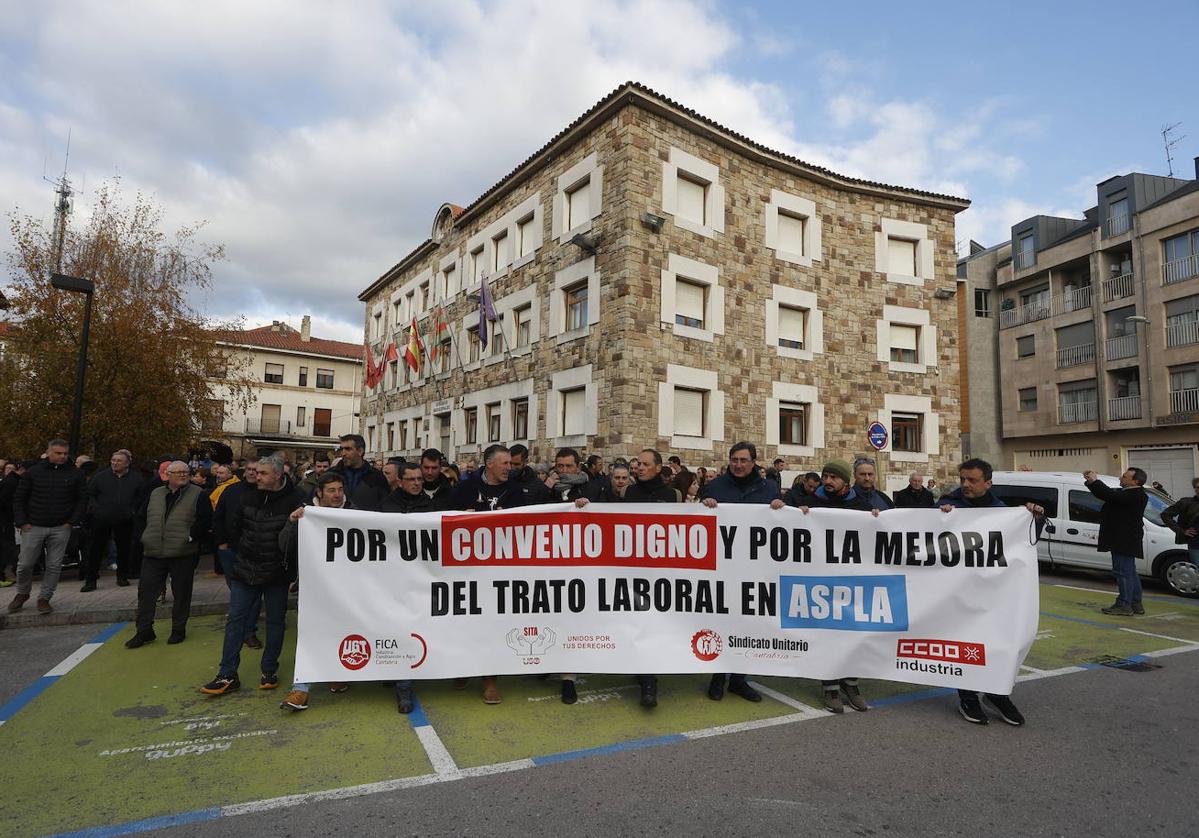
[403,318,425,373]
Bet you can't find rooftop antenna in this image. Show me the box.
[1162,121,1185,177]
[44,129,74,274]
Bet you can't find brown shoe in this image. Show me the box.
[841,683,869,712]
[36,598,53,615]
[244,634,263,649]
[453,678,468,690]
[7,593,29,612]
[482,676,501,704]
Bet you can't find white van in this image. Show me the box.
[986,471,1199,598]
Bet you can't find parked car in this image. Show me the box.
[987,471,1199,598]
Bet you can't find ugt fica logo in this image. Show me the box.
[338,634,371,670]
[691,629,722,661]
[506,626,557,656]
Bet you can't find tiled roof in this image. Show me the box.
[216,323,362,362]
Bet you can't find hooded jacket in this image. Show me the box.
[227,476,305,586]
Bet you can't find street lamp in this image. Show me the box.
[50,272,96,458]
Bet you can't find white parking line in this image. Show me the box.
[1119,627,1197,644]
[44,643,104,677]
[747,681,827,717]
[1053,584,1113,595]
[414,725,459,776]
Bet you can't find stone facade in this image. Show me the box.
[358,84,969,490]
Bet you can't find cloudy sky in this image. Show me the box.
[2,0,1197,341]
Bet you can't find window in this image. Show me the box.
[373,311,382,339]
[464,407,478,444]
[676,175,707,225]
[296,406,306,427]
[515,304,532,348]
[1018,388,1038,412]
[776,211,805,257]
[260,404,281,434]
[512,398,529,440]
[887,237,918,277]
[565,282,588,332]
[418,282,429,313]
[492,231,508,273]
[765,190,820,265]
[1016,234,1035,269]
[566,180,590,231]
[486,403,502,443]
[392,300,402,327]
[316,368,334,389]
[467,327,482,363]
[441,264,456,300]
[1068,490,1104,524]
[779,402,807,446]
[1017,335,1035,358]
[778,305,806,350]
[313,408,331,437]
[974,289,992,318]
[517,214,536,259]
[1107,196,1130,236]
[989,485,1059,518]
[891,413,923,453]
[398,421,408,451]
[673,388,706,438]
[1170,365,1199,413]
[561,388,586,436]
[1164,230,1199,284]
[386,422,395,451]
[675,279,706,329]
[264,363,284,385]
[1059,381,1099,423]
[470,246,485,283]
[298,366,308,387]
[889,324,920,364]
[1166,294,1199,347]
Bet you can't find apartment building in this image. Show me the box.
[358,82,969,488]
[205,316,363,462]
[995,160,1199,496]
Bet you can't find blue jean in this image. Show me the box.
[220,549,261,636]
[1111,552,1142,607]
[219,578,288,678]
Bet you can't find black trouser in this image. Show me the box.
[0,524,16,576]
[84,518,134,582]
[135,555,198,634]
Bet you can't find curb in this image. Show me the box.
[0,596,298,631]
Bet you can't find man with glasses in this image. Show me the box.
[125,462,212,647]
[330,434,389,511]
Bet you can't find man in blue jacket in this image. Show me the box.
[939,458,1046,727]
[698,441,779,703]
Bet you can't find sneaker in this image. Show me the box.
[841,683,869,712]
[259,673,279,690]
[80,581,97,592]
[728,679,763,703]
[561,679,578,705]
[281,690,309,711]
[985,694,1025,726]
[243,634,263,649]
[36,598,52,614]
[167,631,186,645]
[124,631,156,649]
[1132,602,1145,615]
[108,563,118,571]
[6,593,28,612]
[328,682,349,693]
[396,684,414,714]
[823,689,845,714]
[200,675,240,695]
[959,695,989,725]
[482,676,501,704]
[1101,604,1135,616]
[707,674,726,701]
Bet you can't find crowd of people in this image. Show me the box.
[0,433,1162,728]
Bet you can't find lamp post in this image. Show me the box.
[50,272,96,458]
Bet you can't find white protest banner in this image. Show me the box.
[294,503,1039,694]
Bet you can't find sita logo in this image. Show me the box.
[691,629,722,662]
[339,634,371,670]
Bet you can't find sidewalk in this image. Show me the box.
[0,555,235,630]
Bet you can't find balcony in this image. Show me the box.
[1056,343,1096,369]
[1102,272,1135,303]
[1105,333,1138,361]
[1014,249,1036,270]
[1170,388,1199,414]
[246,418,292,436]
[1163,254,1199,286]
[1107,213,1131,237]
[1053,285,1093,315]
[1058,400,1098,424]
[1166,319,1199,348]
[1108,395,1142,421]
[999,287,1093,329]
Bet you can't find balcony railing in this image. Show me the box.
[1105,333,1138,361]
[1056,343,1096,369]
[1000,288,1094,329]
[1107,213,1131,237]
[1108,395,1142,421]
[1170,388,1199,414]
[1014,249,1036,270]
[1103,272,1135,302]
[1052,285,1093,315]
[1058,400,1098,424]
[1163,254,1199,286]
[245,418,291,436]
[1166,319,1199,348]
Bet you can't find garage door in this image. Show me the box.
[1128,447,1196,499]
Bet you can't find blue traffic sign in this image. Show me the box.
[867,421,888,450]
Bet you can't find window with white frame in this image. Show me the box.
[565,282,588,331]
[891,413,923,453]
[550,257,599,340]
[316,368,334,389]
[547,365,595,442]
[658,364,723,450]
[764,190,821,267]
[661,147,725,238]
[398,421,408,451]
[440,263,456,300]
[778,305,806,350]
[517,214,536,259]
[876,305,937,373]
[875,218,934,285]
[464,407,478,444]
[766,382,824,456]
[467,327,482,363]
[264,363,284,385]
[566,181,590,231]
[777,212,804,255]
[492,230,508,273]
[372,311,382,340]
[366,425,375,452]
[881,394,938,462]
[296,406,306,427]
[418,282,429,314]
[561,388,586,436]
[469,246,485,284]
[486,402,502,443]
[661,253,724,342]
[515,304,532,348]
[512,398,529,440]
[765,286,823,361]
[392,299,402,327]
[553,153,603,242]
[386,422,395,451]
[778,402,807,446]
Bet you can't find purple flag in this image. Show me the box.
[478,273,498,348]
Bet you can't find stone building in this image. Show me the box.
[357,82,969,487]
[993,159,1199,497]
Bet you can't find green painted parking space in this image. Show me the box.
[1038,584,1199,643]
[1024,616,1179,670]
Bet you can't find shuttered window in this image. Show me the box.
[562,388,586,436]
[777,211,805,255]
[566,180,590,230]
[675,280,706,328]
[674,388,706,437]
[888,237,917,276]
[676,175,706,225]
[778,305,806,349]
[889,324,920,363]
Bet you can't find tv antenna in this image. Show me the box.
[1162,122,1185,177]
[44,129,75,274]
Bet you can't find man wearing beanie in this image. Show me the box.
[785,457,879,714]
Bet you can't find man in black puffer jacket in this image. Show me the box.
[624,448,680,503]
[200,454,304,696]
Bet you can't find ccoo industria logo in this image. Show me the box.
[338,634,371,670]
